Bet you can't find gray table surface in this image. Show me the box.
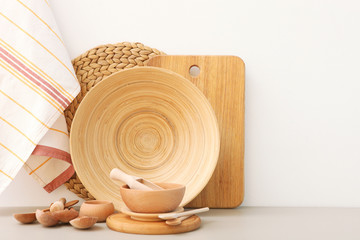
[1,207,360,240]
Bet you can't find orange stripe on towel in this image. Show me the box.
[29,157,52,175]
[0,46,70,107]
[0,142,24,163]
[16,0,64,45]
[0,91,69,138]
[0,170,13,180]
[0,89,51,128]
[0,59,64,113]
[0,116,36,145]
[0,12,77,80]
[0,39,75,102]
[49,128,69,137]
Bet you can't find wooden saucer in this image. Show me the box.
[121,206,184,222]
[106,213,201,235]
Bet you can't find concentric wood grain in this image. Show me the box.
[64,42,164,200]
[70,67,220,211]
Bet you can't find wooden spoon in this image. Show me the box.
[110,168,163,190]
[159,207,209,220]
[165,215,192,226]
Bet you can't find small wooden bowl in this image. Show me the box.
[120,183,185,213]
[79,200,114,222]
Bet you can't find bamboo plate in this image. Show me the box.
[121,206,184,222]
[70,67,220,211]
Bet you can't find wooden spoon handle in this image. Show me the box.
[159,207,209,219]
[64,200,79,208]
[165,215,191,226]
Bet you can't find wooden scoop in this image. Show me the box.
[110,168,163,190]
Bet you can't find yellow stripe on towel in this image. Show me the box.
[29,157,52,175]
[0,116,36,145]
[15,0,64,45]
[0,142,25,163]
[0,39,75,102]
[0,12,77,80]
[0,59,64,113]
[0,170,13,180]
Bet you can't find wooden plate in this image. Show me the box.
[70,67,220,211]
[106,213,201,234]
[121,206,184,222]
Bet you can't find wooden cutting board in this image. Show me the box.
[106,213,201,234]
[147,56,245,208]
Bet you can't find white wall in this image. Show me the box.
[1,0,360,207]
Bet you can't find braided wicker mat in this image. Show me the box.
[64,42,164,200]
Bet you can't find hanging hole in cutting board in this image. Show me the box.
[189,65,200,77]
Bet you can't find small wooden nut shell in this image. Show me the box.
[35,209,58,227]
[50,198,66,212]
[70,216,98,229]
[13,213,36,224]
[52,208,79,223]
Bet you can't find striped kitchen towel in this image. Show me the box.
[0,0,80,193]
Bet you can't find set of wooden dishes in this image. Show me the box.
[106,169,202,234]
[107,204,202,235]
[107,206,202,235]
[70,67,220,234]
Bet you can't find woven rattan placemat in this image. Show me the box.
[64,42,164,200]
